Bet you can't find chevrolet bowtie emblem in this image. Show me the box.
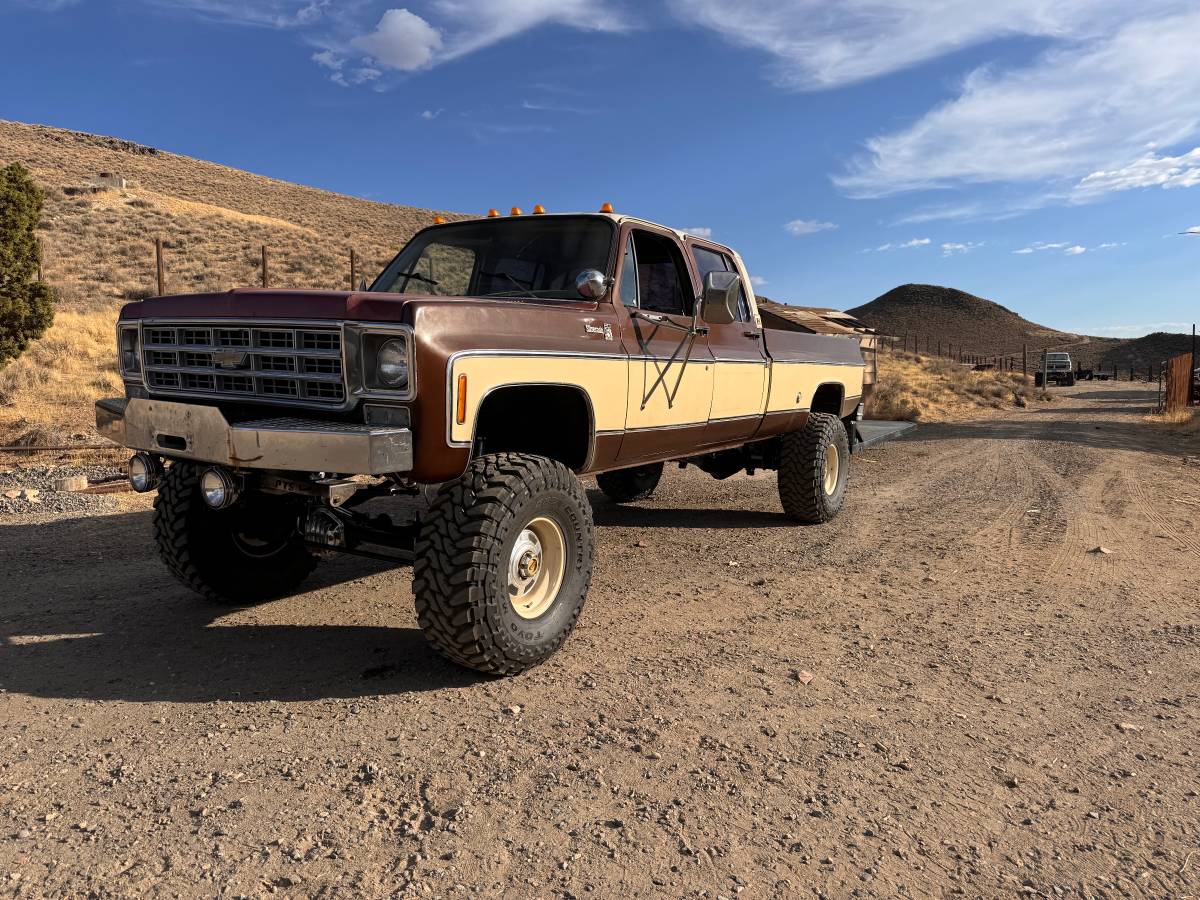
[213,350,249,369]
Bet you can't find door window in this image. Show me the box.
[690,245,750,322]
[632,230,693,316]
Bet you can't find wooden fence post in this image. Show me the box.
[349,248,357,291]
[155,237,165,296]
[261,245,269,288]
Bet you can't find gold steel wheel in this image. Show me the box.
[507,515,567,620]
[823,443,840,495]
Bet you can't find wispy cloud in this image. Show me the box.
[681,227,713,238]
[520,98,598,115]
[420,108,445,120]
[1013,240,1121,255]
[750,275,767,287]
[827,5,1200,211]
[866,238,931,252]
[1092,322,1193,337]
[784,219,837,236]
[941,241,983,256]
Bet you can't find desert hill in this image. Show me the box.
[846,284,1181,370]
[0,119,468,443]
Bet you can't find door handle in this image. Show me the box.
[743,331,761,340]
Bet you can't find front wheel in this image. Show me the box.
[153,463,317,605]
[413,453,594,675]
[777,412,850,523]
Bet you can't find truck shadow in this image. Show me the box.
[0,511,480,703]
[588,492,795,529]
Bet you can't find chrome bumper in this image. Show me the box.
[96,398,413,475]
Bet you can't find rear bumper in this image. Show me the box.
[96,398,413,475]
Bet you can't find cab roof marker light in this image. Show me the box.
[433,215,446,224]
[487,208,500,218]
[599,202,614,213]
[532,204,546,215]
[510,207,523,216]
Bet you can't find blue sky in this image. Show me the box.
[3,0,1199,337]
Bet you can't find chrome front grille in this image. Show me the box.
[141,322,347,408]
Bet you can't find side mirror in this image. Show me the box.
[700,270,741,325]
[575,269,609,300]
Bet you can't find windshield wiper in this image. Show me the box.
[479,269,538,300]
[398,270,440,289]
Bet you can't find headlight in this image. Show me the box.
[118,325,141,377]
[376,339,409,388]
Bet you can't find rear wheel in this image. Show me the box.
[152,462,317,605]
[777,412,850,523]
[413,452,593,675]
[596,462,663,503]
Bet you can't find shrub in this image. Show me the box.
[0,163,56,367]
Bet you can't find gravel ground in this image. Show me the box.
[0,462,125,518]
[0,382,1197,898]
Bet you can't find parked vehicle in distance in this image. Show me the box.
[97,207,868,675]
[1036,351,1075,387]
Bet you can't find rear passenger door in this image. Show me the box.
[689,242,769,445]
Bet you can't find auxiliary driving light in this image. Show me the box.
[199,467,240,510]
[127,452,163,493]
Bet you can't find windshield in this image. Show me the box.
[371,216,615,300]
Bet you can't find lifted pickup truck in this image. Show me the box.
[98,209,867,674]
[1036,351,1075,387]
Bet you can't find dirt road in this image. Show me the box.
[1,382,1197,898]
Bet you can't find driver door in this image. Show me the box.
[615,226,715,460]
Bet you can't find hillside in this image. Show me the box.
[0,119,465,444]
[845,284,1175,370]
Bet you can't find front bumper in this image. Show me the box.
[96,398,413,475]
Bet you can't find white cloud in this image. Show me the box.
[1074,148,1200,198]
[420,108,445,120]
[681,227,712,238]
[867,238,931,252]
[1092,322,1193,337]
[669,0,1144,91]
[150,0,330,29]
[1013,240,1117,255]
[750,275,767,287]
[784,219,837,236]
[348,1,629,76]
[832,6,1200,205]
[941,241,983,256]
[1185,226,1200,235]
[353,8,443,71]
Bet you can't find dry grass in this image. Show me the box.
[869,350,1045,422]
[0,119,467,445]
[1144,407,1198,434]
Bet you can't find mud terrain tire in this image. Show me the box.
[778,412,850,524]
[596,462,663,502]
[414,452,593,676]
[153,462,317,605]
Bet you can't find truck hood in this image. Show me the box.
[120,288,596,321]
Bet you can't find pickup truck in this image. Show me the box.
[97,209,867,675]
[1037,351,1075,386]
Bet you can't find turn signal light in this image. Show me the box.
[456,374,468,425]
[533,204,546,215]
[510,207,523,216]
[487,208,500,217]
[599,202,614,213]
